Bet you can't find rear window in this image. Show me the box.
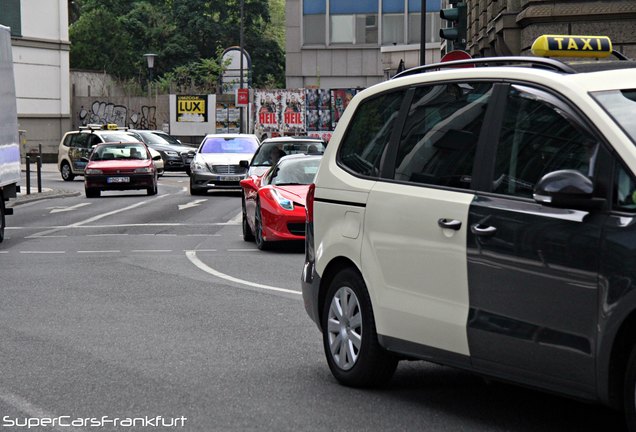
[200,137,259,154]
[100,132,138,143]
[252,141,325,166]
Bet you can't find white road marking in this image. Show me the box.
[0,251,8,254]
[131,249,172,253]
[24,235,67,239]
[29,196,168,238]
[87,233,128,237]
[227,212,242,224]
[46,202,91,214]
[185,250,301,296]
[77,250,120,253]
[19,251,65,254]
[0,391,85,432]
[178,199,207,210]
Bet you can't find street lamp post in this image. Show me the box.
[143,53,157,97]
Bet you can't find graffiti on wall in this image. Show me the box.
[78,101,157,130]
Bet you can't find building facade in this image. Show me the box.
[0,0,71,160]
[464,0,636,59]
[286,0,443,89]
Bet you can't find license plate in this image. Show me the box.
[107,176,130,183]
[217,176,241,182]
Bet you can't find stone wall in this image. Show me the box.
[465,0,636,58]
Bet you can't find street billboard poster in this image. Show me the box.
[306,89,331,132]
[330,88,359,130]
[281,89,306,134]
[216,103,241,133]
[176,95,208,122]
[255,90,280,132]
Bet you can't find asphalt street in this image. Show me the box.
[0,165,627,431]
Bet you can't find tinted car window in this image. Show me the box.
[338,90,405,177]
[615,164,636,212]
[252,141,325,166]
[492,85,599,198]
[393,82,493,189]
[200,137,259,154]
[71,133,89,149]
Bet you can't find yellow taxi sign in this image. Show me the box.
[105,123,119,130]
[531,35,612,58]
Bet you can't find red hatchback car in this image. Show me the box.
[240,154,322,250]
[84,142,159,198]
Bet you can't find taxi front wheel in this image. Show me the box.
[624,344,636,431]
[322,268,397,388]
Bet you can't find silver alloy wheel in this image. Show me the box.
[61,163,72,180]
[327,286,363,371]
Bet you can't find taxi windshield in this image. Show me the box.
[592,89,636,145]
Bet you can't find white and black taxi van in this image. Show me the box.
[302,35,636,429]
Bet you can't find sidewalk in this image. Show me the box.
[9,163,80,207]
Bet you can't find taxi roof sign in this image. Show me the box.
[531,35,612,58]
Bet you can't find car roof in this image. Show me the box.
[262,136,324,144]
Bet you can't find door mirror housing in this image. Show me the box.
[533,170,603,209]
[239,160,250,168]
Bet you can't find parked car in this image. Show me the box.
[189,134,260,195]
[240,154,322,250]
[241,136,326,177]
[302,34,636,429]
[83,142,158,197]
[58,124,164,180]
[127,129,195,175]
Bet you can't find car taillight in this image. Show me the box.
[306,183,315,223]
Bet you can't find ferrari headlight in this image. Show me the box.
[271,189,294,211]
[85,168,103,175]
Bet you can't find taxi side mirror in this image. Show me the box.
[533,170,604,210]
[152,155,162,161]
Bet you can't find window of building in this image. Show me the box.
[329,1,378,45]
[303,0,326,45]
[492,85,599,199]
[338,90,405,177]
[0,0,21,36]
[393,82,493,189]
[382,0,405,45]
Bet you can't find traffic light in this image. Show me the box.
[439,1,467,51]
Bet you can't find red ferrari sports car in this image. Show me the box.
[240,154,322,250]
[83,142,159,198]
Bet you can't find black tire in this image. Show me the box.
[147,181,158,195]
[0,197,6,243]
[85,188,100,198]
[624,344,636,431]
[185,167,191,176]
[254,200,270,250]
[322,268,398,388]
[242,198,255,242]
[60,162,75,181]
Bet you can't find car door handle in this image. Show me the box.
[470,224,497,237]
[438,218,462,231]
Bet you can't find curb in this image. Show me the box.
[8,190,81,207]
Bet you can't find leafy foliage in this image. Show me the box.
[69,0,285,91]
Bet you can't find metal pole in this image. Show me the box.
[25,155,31,195]
[420,0,427,65]
[37,144,42,193]
[239,0,244,134]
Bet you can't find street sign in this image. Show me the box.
[440,50,474,67]
[236,88,249,107]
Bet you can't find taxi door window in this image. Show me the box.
[492,85,599,199]
[614,164,636,212]
[71,133,89,149]
[337,90,405,177]
[393,82,493,189]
